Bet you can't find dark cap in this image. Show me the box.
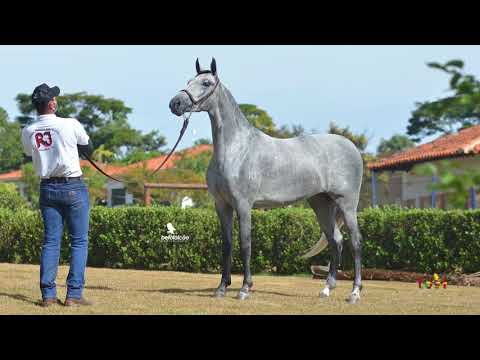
[31,83,60,104]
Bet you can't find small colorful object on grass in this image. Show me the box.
[416,272,448,289]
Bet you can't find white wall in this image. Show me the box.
[106,180,134,207]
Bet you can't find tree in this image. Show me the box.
[119,148,163,165]
[328,122,369,152]
[193,138,212,146]
[175,148,214,175]
[80,165,108,206]
[239,104,308,138]
[15,92,167,161]
[416,160,480,209]
[377,134,415,156]
[239,104,277,136]
[276,124,307,138]
[0,107,24,173]
[91,144,115,163]
[407,59,480,142]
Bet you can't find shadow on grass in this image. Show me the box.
[54,284,299,298]
[139,288,297,297]
[0,292,39,305]
[139,288,218,298]
[57,284,114,291]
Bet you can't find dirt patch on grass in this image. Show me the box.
[311,266,480,286]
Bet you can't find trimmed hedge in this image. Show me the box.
[0,183,29,211]
[1,206,479,274]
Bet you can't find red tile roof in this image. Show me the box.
[119,143,212,175]
[0,144,213,182]
[368,125,480,171]
[0,169,22,181]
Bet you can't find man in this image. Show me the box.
[21,83,93,307]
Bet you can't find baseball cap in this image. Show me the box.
[31,83,60,104]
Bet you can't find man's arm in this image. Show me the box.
[77,140,94,159]
[73,119,92,158]
[20,127,33,158]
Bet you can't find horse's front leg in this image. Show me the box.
[236,202,253,300]
[214,199,233,298]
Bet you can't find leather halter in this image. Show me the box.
[180,73,220,108]
[149,73,220,176]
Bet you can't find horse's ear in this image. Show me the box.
[196,58,201,74]
[210,57,217,76]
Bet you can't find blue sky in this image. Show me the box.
[1,45,479,153]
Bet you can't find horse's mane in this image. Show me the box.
[219,83,264,135]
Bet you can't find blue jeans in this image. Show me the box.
[39,178,90,300]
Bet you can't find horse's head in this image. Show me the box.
[169,58,220,116]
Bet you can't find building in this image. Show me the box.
[104,143,211,207]
[0,144,213,207]
[367,125,480,209]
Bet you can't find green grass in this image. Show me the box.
[1,263,479,315]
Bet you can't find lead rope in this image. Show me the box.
[80,150,125,183]
[149,111,192,176]
[79,112,191,183]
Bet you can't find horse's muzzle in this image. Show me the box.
[169,92,192,116]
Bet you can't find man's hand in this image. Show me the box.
[77,140,94,159]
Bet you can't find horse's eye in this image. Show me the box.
[202,80,211,87]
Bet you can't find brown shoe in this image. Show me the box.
[64,297,93,307]
[38,298,62,307]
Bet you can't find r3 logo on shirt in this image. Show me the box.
[21,114,90,178]
[34,131,53,150]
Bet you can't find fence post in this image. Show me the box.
[470,187,477,209]
[144,186,152,206]
[431,175,437,208]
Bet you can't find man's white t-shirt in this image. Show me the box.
[21,114,90,178]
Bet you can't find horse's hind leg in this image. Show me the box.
[307,193,343,298]
[335,196,362,304]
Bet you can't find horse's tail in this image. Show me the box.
[300,217,344,259]
[300,233,329,259]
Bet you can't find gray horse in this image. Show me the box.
[169,58,364,304]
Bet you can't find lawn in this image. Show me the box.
[1,263,479,315]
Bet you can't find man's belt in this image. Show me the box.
[41,176,84,184]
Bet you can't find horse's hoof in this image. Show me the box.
[347,294,360,304]
[214,288,226,298]
[319,288,330,298]
[237,289,250,300]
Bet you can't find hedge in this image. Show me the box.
[0,183,29,211]
[1,206,479,274]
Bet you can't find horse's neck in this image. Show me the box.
[208,84,257,166]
